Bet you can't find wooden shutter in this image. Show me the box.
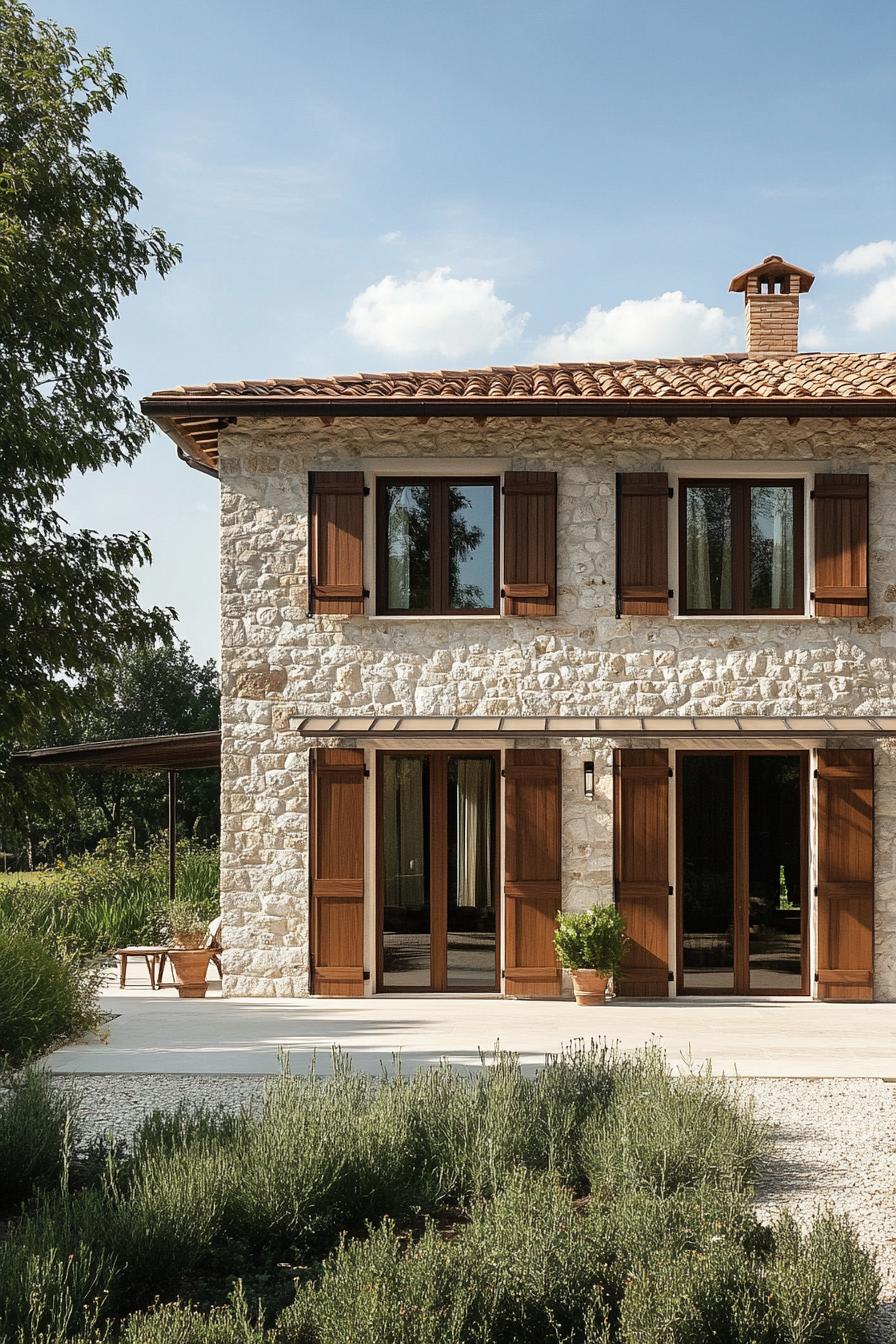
[813,474,869,617]
[816,750,873,1001]
[310,748,365,995]
[613,748,670,997]
[309,472,366,615]
[616,473,669,616]
[503,749,562,996]
[503,471,557,616]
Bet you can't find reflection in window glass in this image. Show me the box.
[381,756,430,988]
[748,755,802,991]
[686,486,732,610]
[385,484,430,610]
[447,756,496,986]
[448,485,494,610]
[751,486,795,610]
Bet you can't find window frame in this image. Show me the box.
[678,477,805,617]
[375,475,501,616]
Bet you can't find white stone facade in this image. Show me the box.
[218,415,896,999]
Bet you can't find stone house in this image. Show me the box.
[143,255,896,1002]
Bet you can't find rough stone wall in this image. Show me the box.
[218,415,896,998]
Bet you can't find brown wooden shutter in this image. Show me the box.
[813,474,869,617]
[616,473,669,616]
[613,748,670,997]
[816,749,873,1001]
[309,472,366,615]
[503,749,562,996]
[503,472,557,616]
[310,748,365,995]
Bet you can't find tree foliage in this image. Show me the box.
[1,641,220,865]
[0,0,181,740]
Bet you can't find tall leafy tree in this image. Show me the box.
[0,1,180,741]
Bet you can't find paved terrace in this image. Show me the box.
[47,967,896,1077]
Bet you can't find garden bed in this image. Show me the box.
[0,1045,881,1342]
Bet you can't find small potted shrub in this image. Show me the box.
[554,905,627,1005]
[165,898,215,999]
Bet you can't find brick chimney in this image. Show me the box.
[728,255,815,355]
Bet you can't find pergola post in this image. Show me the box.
[167,768,177,902]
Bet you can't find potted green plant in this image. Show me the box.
[554,905,627,1005]
[164,898,215,999]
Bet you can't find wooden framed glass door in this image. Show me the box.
[376,751,499,992]
[676,752,807,995]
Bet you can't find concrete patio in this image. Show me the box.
[46,965,896,1077]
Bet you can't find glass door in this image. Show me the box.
[379,752,498,991]
[678,753,806,995]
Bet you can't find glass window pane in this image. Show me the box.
[681,756,734,991]
[447,756,496,987]
[748,756,802,992]
[751,485,796,610]
[385,484,430,610]
[448,485,494,610]
[382,756,430,988]
[686,486,733,610]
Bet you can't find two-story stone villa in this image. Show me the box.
[143,256,896,1002]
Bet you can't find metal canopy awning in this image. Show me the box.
[10,731,222,772]
[296,714,896,737]
[12,731,221,902]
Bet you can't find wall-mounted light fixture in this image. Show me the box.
[583,759,595,800]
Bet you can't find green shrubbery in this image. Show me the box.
[0,1069,75,1212]
[0,842,219,960]
[0,843,218,1067]
[0,1045,881,1343]
[0,931,100,1067]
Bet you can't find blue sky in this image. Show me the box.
[48,0,896,665]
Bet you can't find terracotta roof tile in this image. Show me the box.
[142,352,896,474]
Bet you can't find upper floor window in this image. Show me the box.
[376,477,499,615]
[679,479,804,616]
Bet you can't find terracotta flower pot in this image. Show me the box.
[168,947,216,999]
[570,969,610,1005]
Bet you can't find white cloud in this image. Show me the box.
[378,230,403,244]
[853,276,896,331]
[801,325,829,348]
[345,267,527,360]
[533,291,735,361]
[829,240,896,275]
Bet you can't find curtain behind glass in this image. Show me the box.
[770,489,794,609]
[383,757,426,909]
[454,759,493,909]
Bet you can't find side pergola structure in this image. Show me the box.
[11,731,221,899]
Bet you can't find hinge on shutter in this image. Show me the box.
[363,970,371,980]
[363,588,371,599]
[668,885,674,895]
[668,768,673,778]
[809,591,816,600]
[810,489,815,499]
[813,769,819,778]
[668,970,674,981]
[363,767,370,778]
[668,487,674,498]
[363,486,370,496]
[668,589,674,599]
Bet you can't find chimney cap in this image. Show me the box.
[729,254,815,294]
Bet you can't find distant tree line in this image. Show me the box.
[0,641,220,868]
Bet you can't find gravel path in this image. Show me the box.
[52,1073,896,1338]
